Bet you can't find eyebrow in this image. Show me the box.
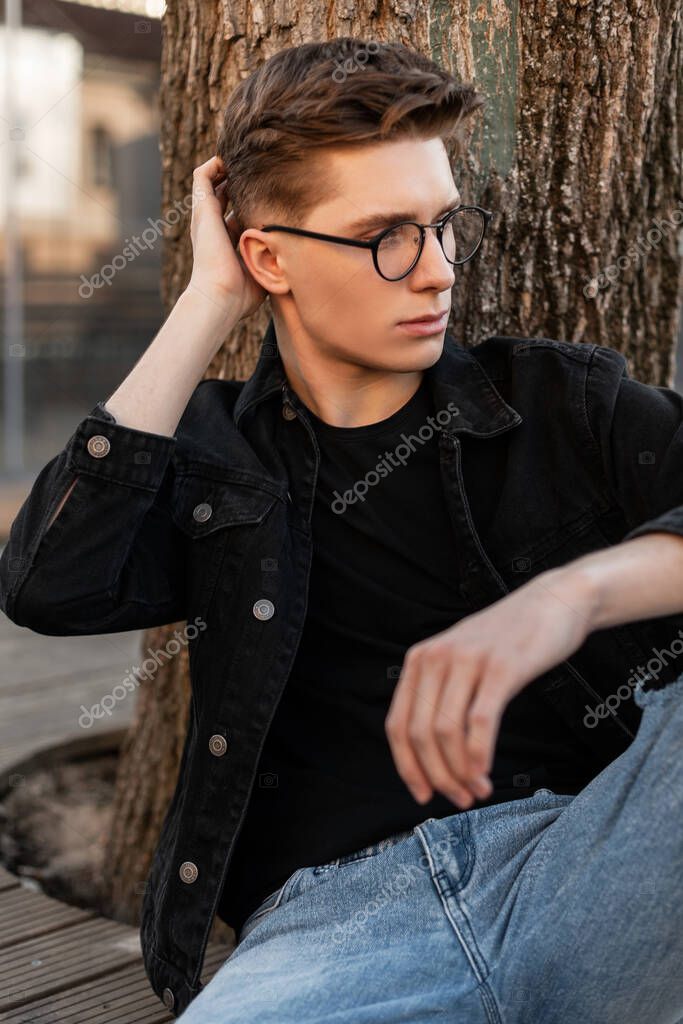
[345,193,462,235]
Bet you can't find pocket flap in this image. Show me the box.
[171,473,278,537]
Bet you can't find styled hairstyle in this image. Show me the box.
[217,37,485,231]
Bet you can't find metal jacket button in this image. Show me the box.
[193,502,212,523]
[162,988,175,1010]
[179,861,198,883]
[209,734,228,756]
[282,403,297,420]
[253,598,274,620]
[87,435,110,458]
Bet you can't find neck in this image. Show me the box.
[271,308,424,429]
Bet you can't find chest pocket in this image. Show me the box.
[171,473,278,535]
[170,469,280,620]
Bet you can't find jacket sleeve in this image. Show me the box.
[0,401,188,635]
[585,343,683,544]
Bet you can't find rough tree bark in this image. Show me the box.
[102,0,682,947]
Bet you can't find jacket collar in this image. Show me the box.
[233,317,523,438]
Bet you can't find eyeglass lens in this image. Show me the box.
[377,208,485,279]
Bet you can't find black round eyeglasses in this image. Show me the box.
[260,205,493,282]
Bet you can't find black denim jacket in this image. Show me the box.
[2,320,683,1017]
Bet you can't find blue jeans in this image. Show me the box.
[177,675,683,1023]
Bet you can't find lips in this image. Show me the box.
[399,308,449,324]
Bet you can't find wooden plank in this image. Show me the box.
[0,961,173,1024]
[0,610,236,1021]
[0,676,134,758]
[0,613,141,774]
[0,885,96,948]
[0,916,142,1012]
[0,942,231,1023]
[0,866,20,892]
[0,614,143,691]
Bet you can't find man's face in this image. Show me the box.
[242,135,460,374]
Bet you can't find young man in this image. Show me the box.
[2,37,683,1023]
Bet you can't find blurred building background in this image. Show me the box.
[0,0,681,519]
[0,0,164,510]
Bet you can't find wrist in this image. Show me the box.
[530,563,603,634]
[182,278,244,328]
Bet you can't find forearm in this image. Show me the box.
[540,531,683,632]
[103,283,241,437]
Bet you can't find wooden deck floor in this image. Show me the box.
[0,609,230,1021]
[0,865,230,1023]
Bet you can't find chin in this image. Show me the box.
[394,334,445,368]
[344,334,445,373]
[371,350,443,375]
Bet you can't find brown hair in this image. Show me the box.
[216,37,485,231]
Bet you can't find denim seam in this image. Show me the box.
[239,867,308,940]
[582,346,604,461]
[64,458,161,493]
[511,338,591,365]
[279,865,308,905]
[150,944,202,994]
[450,885,503,1024]
[313,828,416,874]
[460,812,475,889]
[337,851,374,867]
[245,887,282,925]
[414,823,502,1024]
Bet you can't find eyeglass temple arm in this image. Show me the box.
[260,225,375,249]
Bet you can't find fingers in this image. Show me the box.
[463,672,504,781]
[194,153,226,185]
[385,646,491,808]
[434,658,486,796]
[192,154,222,205]
[215,178,230,215]
[190,155,244,253]
[223,209,243,250]
[191,154,233,220]
[436,657,496,787]
[402,664,473,807]
[387,647,489,806]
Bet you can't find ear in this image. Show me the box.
[239,229,291,297]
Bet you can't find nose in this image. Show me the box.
[411,226,456,291]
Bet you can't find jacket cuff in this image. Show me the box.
[65,401,177,492]
[622,509,683,543]
[149,947,204,1018]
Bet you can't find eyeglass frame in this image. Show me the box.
[259,204,493,281]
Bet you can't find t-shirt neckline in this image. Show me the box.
[304,375,430,442]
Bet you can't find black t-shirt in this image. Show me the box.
[218,374,591,933]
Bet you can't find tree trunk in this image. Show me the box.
[102,0,683,945]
